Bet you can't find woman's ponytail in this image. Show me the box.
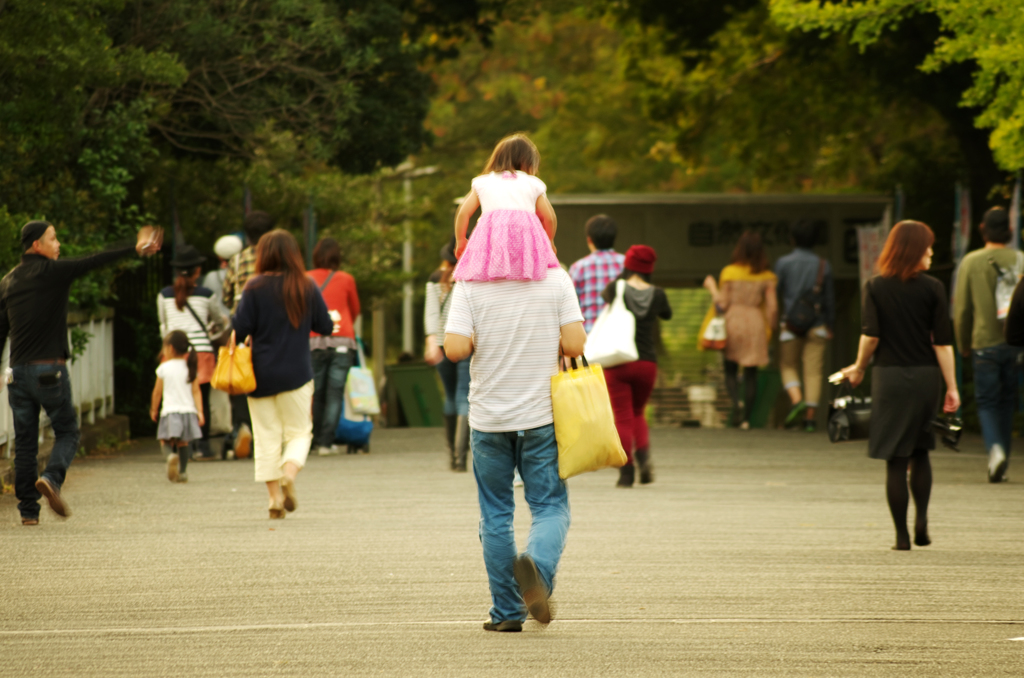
[174,267,197,311]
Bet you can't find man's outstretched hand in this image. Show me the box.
[136,226,164,256]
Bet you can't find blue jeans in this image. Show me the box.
[436,349,470,417]
[8,363,80,520]
[311,348,353,448]
[972,344,1022,456]
[471,424,570,623]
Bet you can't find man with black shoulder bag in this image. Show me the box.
[775,220,835,432]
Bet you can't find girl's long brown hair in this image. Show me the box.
[253,229,311,328]
[878,220,934,281]
[730,230,768,274]
[482,133,540,175]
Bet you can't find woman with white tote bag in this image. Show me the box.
[586,245,672,487]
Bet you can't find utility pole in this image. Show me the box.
[388,161,438,355]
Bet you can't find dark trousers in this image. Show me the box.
[435,349,471,417]
[604,360,658,462]
[972,344,1022,456]
[8,363,80,520]
[311,348,353,448]
[199,382,211,440]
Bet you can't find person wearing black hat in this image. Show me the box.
[599,244,673,487]
[424,236,472,471]
[157,244,229,461]
[953,206,1023,483]
[0,220,162,524]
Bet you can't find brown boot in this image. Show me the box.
[444,414,458,470]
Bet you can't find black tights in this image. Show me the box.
[886,449,932,550]
[724,361,758,425]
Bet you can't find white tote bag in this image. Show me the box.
[584,279,638,368]
[346,338,381,416]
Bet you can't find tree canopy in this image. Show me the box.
[771,0,1024,173]
[0,0,501,302]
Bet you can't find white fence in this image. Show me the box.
[0,310,116,459]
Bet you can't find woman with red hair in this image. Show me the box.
[840,220,960,550]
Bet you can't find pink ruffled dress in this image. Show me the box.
[452,170,560,281]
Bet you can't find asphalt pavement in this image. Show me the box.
[1,427,1022,677]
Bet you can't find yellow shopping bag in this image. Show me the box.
[210,331,257,396]
[551,356,627,479]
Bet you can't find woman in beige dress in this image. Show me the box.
[704,231,778,428]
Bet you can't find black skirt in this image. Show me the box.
[868,365,943,460]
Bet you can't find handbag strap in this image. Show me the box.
[439,282,454,315]
[562,354,590,372]
[318,271,336,292]
[813,258,826,293]
[183,299,213,342]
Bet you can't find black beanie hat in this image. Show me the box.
[21,221,52,252]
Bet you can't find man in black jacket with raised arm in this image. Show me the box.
[0,220,162,524]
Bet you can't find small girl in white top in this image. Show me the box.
[150,330,205,483]
[452,133,560,281]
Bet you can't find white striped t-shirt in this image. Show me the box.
[445,268,584,432]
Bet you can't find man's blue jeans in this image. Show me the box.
[311,348,353,448]
[8,363,80,520]
[471,424,570,623]
[972,344,1022,456]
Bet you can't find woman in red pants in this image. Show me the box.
[600,245,673,487]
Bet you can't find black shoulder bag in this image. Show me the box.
[784,258,826,336]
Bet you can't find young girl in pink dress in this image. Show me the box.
[453,133,559,281]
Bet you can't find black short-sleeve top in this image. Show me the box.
[862,274,953,367]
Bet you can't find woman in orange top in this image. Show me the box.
[306,238,361,456]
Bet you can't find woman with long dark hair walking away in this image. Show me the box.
[703,231,777,429]
[232,230,332,519]
[600,245,672,487]
[840,220,959,550]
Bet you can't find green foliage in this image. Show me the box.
[69,327,93,364]
[0,0,178,305]
[0,205,24,274]
[421,8,682,195]
[771,0,1024,172]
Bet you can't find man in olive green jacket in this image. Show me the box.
[953,207,1023,483]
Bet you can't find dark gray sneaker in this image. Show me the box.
[513,554,551,624]
[482,620,523,632]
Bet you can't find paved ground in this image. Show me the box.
[1,427,1022,677]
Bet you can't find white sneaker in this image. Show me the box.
[166,453,179,482]
[316,446,333,456]
[330,445,344,455]
[989,444,1008,483]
